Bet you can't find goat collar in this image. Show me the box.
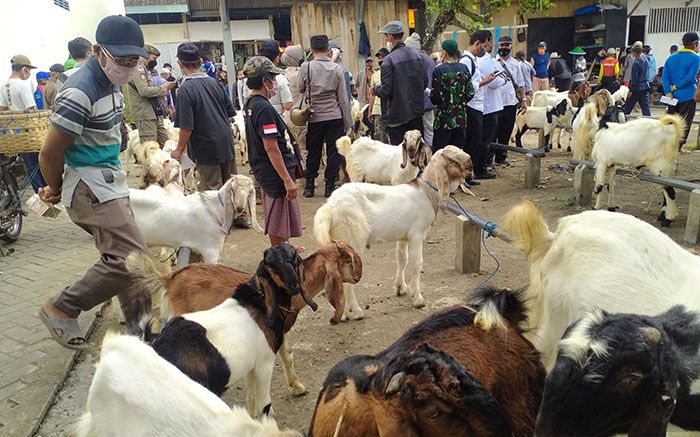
[417,177,442,213]
[418,176,439,193]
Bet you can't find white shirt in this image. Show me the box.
[241,74,293,115]
[477,53,506,115]
[460,51,483,112]
[0,78,35,111]
[496,56,524,107]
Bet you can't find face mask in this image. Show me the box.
[378,61,383,67]
[538,48,546,55]
[147,60,157,70]
[264,77,276,98]
[101,55,137,85]
[498,48,511,58]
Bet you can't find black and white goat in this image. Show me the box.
[536,306,700,436]
[76,334,300,437]
[514,99,569,150]
[142,243,318,417]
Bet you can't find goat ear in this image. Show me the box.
[400,141,408,169]
[433,155,452,205]
[220,183,235,233]
[247,185,264,233]
[385,371,405,395]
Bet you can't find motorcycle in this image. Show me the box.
[0,154,28,243]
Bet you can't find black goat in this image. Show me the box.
[535,305,700,437]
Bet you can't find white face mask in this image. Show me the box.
[264,77,277,98]
[99,47,138,85]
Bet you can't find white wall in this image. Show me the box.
[628,0,690,67]
[140,19,271,45]
[0,0,125,74]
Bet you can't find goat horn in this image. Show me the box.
[386,371,405,395]
[640,327,661,348]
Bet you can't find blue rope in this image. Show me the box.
[449,194,501,290]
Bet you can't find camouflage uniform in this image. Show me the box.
[126,45,169,146]
[429,61,474,151]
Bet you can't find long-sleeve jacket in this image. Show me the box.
[373,42,427,126]
[126,63,169,121]
[662,49,700,103]
[629,55,650,91]
[298,56,352,129]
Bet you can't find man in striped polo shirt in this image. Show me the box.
[37,15,151,349]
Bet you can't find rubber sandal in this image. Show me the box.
[37,309,89,351]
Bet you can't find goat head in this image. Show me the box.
[400,130,424,169]
[263,243,317,311]
[372,344,512,437]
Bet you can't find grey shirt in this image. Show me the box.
[297,56,352,129]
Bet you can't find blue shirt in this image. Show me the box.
[629,55,650,91]
[533,52,550,78]
[646,53,657,83]
[662,49,700,103]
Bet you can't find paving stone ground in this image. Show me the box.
[0,208,102,437]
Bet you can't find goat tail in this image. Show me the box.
[313,205,334,246]
[658,113,686,152]
[75,413,97,437]
[572,103,598,159]
[125,251,170,318]
[500,200,553,263]
[336,135,353,157]
[473,286,529,332]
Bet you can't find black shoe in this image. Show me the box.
[495,159,511,167]
[467,178,481,186]
[303,180,315,198]
[324,180,336,198]
[473,171,497,180]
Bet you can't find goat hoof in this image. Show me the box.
[347,309,364,320]
[607,206,620,212]
[412,296,425,309]
[659,218,672,228]
[290,382,308,397]
[395,283,407,296]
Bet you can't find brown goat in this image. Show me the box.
[128,241,363,396]
[309,287,545,437]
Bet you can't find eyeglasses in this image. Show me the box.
[100,45,140,68]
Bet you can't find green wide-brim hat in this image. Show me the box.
[569,46,586,55]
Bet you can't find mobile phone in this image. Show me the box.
[494,70,506,77]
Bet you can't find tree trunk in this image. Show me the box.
[422,10,456,53]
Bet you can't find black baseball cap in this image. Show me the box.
[95,15,148,58]
[177,43,201,62]
[260,39,281,60]
[499,36,513,43]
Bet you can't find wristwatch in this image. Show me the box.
[671,85,677,91]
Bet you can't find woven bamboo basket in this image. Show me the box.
[0,110,52,154]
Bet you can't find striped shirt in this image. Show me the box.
[51,57,127,207]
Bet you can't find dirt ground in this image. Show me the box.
[37,124,700,436]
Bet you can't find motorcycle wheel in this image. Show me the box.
[1,213,22,243]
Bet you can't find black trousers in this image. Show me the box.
[306,118,343,182]
[433,127,467,152]
[387,116,424,145]
[668,99,697,143]
[482,112,500,166]
[554,78,571,92]
[496,105,517,162]
[465,107,486,174]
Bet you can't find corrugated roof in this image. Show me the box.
[124,0,188,5]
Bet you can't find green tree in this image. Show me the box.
[422,0,555,52]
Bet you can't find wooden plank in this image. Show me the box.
[455,215,481,274]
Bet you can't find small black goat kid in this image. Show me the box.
[536,306,700,437]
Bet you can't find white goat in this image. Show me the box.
[314,146,472,319]
[76,333,299,437]
[611,84,629,104]
[336,130,431,185]
[130,175,263,263]
[123,127,141,175]
[514,99,569,150]
[139,141,173,188]
[592,114,685,226]
[499,201,700,369]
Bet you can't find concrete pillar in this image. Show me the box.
[455,215,481,274]
[219,0,238,174]
[524,153,541,189]
[538,129,546,148]
[574,164,595,206]
[684,189,700,245]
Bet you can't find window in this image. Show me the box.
[53,0,69,11]
[648,7,700,34]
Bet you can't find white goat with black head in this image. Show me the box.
[336,130,432,185]
[536,306,700,436]
[592,114,685,226]
[142,243,318,417]
[514,99,569,150]
[76,334,300,437]
[314,146,472,320]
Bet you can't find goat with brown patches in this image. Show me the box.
[129,241,362,396]
[309,287,545,437]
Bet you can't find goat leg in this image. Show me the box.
[325,274,346,325]
[277,337,308,396]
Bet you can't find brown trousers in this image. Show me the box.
[196,160,233,191]
[532,77,550,92]
[136,117,168,146]
[54,181,150,334]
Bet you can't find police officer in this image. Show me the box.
[126,43,174,146]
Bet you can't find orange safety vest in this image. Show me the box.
[601,58,618,77]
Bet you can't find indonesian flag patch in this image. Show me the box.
[262,123,278,135]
